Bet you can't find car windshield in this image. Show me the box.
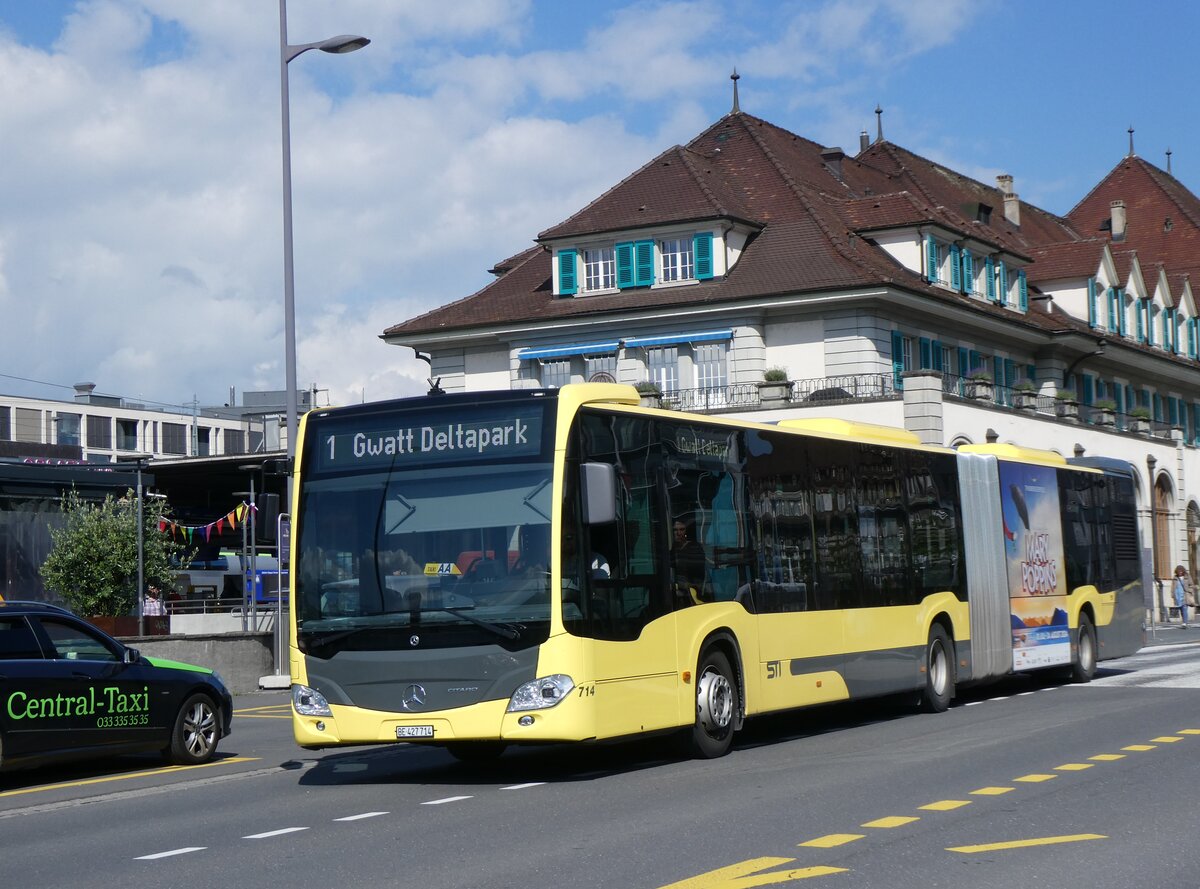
[294,462,554,653]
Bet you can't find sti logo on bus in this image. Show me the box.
[317,405,543,470]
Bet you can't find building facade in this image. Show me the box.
[383,102,1200,619]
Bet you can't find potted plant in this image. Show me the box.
[1012,379,1038,410]
[635,380,663,408]
[39,489,183,636]
[1092,398,1117,427]
[1054,389,1079,422]
[965,371,994,402]
[1130,405,1152,433]
[758,367,792,404]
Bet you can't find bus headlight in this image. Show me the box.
[506,675,575,712]
[292,684,333,717]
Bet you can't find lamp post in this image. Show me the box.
[278,0,368,468]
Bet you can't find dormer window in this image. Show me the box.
[556,231,715,296]
[660,238,694,282]
[584,247,615,291]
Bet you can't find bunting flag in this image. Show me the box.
[163,502,256,543]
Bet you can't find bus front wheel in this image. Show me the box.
[688,650,739,759]
[920,626,954,713]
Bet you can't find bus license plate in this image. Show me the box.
[396,725,434,739]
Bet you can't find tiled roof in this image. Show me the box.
[384,112,1197,346]
[1027,240,1105,283]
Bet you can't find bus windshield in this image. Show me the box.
[295,462,554,654]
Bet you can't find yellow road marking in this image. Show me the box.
[1089,754,1124,761]
[1014,774,1056,783]
[970,786,1013,796]
[1055,763,1092,771]
[657,857,847,888]
[948,834,1106,854]
[234,704,291,714]
[920,800,970,811]
[1123,744,1155,751]
[234,713,293,719]
[799,834,863,848]
[0,757,259,798]
[1179,729,1200,735]
[1152,736,1183,743]
[861,816,918,828]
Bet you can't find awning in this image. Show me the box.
[517,341,620,360]
[623,329,733,348]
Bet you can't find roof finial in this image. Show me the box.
[875,104,883,143]
[1128,125,1135,157]
[730,68,741,113]
[1166,147,1173,173]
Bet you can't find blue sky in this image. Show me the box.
[1,0,1197,409]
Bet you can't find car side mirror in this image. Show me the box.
[123,647,140,664]
[580,462,618,525]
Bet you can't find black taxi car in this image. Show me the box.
[0,601,233,772]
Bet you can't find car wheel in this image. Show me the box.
[167,693,220,765]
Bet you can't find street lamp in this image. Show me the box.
[278,0,369,470]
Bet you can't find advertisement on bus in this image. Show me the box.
[1000,461,1070,670]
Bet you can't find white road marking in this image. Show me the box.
[334,812,390,821]
[243,827,310,839]
[136,847,206,860]
[422,795,473,805]
[501,782,546,790]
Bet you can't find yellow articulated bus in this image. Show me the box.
[289,383,1144,760]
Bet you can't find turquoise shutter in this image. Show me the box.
[1087,279,1097,327]
[1194,404,1200,444]
[992,355,1002,384]
[1081,375,1094,405]
[1169,397,1179,427]
[1017,270,1028,311]
[985,257,996,301]
[615,242,634,288]
[1153,393,1163,422]
[1025,364,1036,385]
[1114,385,1124,415]
[557,249,577,296]
[1189,318,1197,359]
[693,232,714,280]
[1117,290,1127,336]
[950,245,961,290]
[925,236,938,283]
[957,347,969,378]
[634,240,655,287]
[932,340,944,371]
[998,262,1009,305]
[1004,358,1016,388]
[892,331,906,387]
[1136,299,1145,342]
[962,251,974,293]
[919,337,932,369]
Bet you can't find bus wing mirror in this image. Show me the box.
[580,462,618,525]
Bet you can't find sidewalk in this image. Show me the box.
[1144,619,1200,648]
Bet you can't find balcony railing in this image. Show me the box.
[661,374,899,414]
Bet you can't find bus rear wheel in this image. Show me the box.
[688,650,738,759]
[1070,613,1097,683]
[920,625,954,713]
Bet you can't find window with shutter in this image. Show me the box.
[1087,279,1097,327]
[616,242,635,288]
[985,257,996,301]
[925,236,938,284]
[557,249,577,296]
[1017,270,1028,311]
[919,337,932,369]
[694,232,714,280]
[635,240,655,287]
[950,245,961,290]
[961,250,974,294]
[891,331,906,388]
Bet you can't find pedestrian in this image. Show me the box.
[1173,566,1195,629]
[143,584,166,616]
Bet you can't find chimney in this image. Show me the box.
[73,382,96,403]
[996,174,1019,226]
[821,147,845,181]
[859,130,870,153]
[1110,199,1127,240]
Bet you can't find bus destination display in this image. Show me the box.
[313,403,545,472]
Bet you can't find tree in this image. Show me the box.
[39,488,186,617]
